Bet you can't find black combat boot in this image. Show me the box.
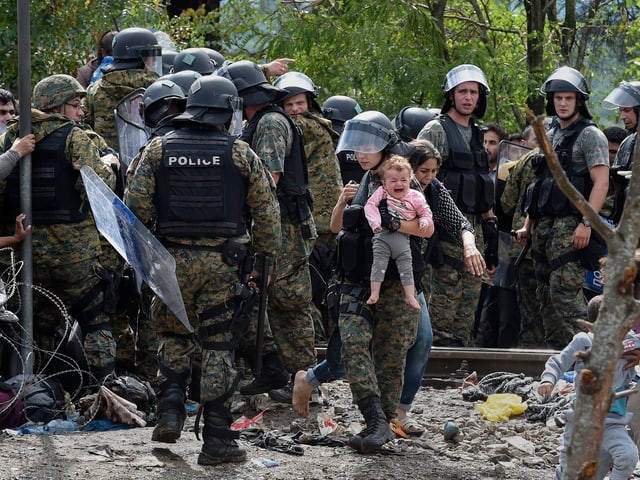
[348,395,394,454]
[152,383,186,443]
[239,351,289,395]
[197,402,247,465]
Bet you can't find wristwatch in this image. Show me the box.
[390,218,401,232]
[580,217,592,227]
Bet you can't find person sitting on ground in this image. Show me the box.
[364,155,432,309]
[538,295,640,480]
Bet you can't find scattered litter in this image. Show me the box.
[317,412,337,436]
[231,410,266,431]
[476,393,527,422]
[251,457,279,468]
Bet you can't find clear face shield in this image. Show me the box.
[227,95,244,137]
[115,88,150,170]
[140,46,163,76]
[602,82,640,110]
[335,120,391,154]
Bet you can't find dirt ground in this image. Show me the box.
[0,378,561,480]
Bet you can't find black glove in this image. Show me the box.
[378,199,399,232]
[481,216,499,269]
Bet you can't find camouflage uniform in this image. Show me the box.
[1,109,117,380]
[84,69,158,152]
[247,110,317,375]
[338,171,419,418]
[124,132,281,404]
[500,148,544,347]
[294,110,342,339]
[418,120,485,347]
[528,119,609,348]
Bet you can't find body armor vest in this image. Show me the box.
[241,105,313,224]
[438,114,494,214]
[525,118,595,219]
[610,133,636,224]
[155,128,247,238]
[4,124,86,225]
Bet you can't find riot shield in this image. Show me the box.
[80,166,192,332]
[115,88,149,170]
[497,140,533,181]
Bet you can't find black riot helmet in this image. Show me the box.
[172,76,243,133]
[540,66,592,119]
[201,48,226,69]
[393,106,437,141]
[160,70,203,95]
[110,27,162,74]
[171,48,216,75]
[321,95,363,134]
[217,60,287,106]
[141,78,186,127]
[442,64,490,119]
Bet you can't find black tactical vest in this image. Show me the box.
[241,105,313,224]
[4,124,86,225]
[154,129,248,238]
[525,118,595,219]
[438,114,494,214]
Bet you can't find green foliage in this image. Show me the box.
[0,0,168,94]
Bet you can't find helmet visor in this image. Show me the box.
[336,119,390,154]
[602,82,640,109]
[141,47,163,76]
[443,65,490,93]
[228,95,244,137]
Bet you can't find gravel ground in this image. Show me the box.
[0,379,561,480]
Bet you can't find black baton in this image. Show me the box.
[254,254,270,377]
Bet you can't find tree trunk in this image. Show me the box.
[531,112,640,479]
[525,0,546,115]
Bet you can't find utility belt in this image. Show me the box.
[161,239,255,277]
[278,191,313,225]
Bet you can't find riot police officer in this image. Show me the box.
[515,66,609,349]
[602,80,640,224]
[417,64,495,347]
[124,75,282,465]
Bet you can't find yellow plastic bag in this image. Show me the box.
[476,393,528,422]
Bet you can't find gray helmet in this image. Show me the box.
[442,64,490,118]
[541,66,591,118]
[217,60,287,106]
[172,48,216,75]
[274,71,317,98]
[393,106,437,141]
[321,95,363,134]
[141,78,186,127]
[160,70,203,95]
[33,74,85,111]
[173,75,242,127]
[201,48,225,69]
[602,81,640,109]
[110,27,162,74]
[336,110,398,154]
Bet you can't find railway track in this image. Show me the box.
[316,346,559,387]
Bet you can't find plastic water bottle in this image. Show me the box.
[20,419,78,435]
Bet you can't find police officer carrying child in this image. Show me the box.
[124,75,282,465]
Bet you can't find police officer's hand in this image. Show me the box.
[572,223,591,250]
[266,58,295,77]
[338,181,358,207]
[10,134,35,158]
[513,227,530,246]
[247,269,271,291]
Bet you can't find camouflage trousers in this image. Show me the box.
[153,248,241,405]
[531,216,586,349]
[32,257,115,379]
[515,258,545,347]
[426,238,482,347]
[338,279,418,419]
[268,223,316,374]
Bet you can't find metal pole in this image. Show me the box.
[17,0,33,374]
